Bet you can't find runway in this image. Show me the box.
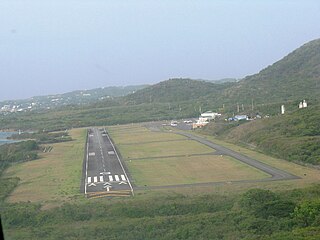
[82,128,133,198]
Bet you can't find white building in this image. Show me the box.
[200,111,221,120]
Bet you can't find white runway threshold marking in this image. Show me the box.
[87,175,129,186]
[115,175,120,182]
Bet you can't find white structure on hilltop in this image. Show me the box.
[299,100,308,109]
[281,105,285,114]
[303,100,307,108]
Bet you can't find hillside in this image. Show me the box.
[124,78,233,104]
[202,103,320,165]
[2,39,320,131]
[124,39,320,111]
[0,85,148,113]
[223,38,320,104]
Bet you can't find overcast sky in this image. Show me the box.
[1,0,320,101]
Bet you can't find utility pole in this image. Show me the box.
[251,98,254,111]
[237,103,240,113]
[242,104,244,111]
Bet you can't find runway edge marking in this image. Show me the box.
[84,130,89,196]
[105,128,134,196]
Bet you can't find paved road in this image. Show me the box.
[83,128,133,198]
[178,132,299,181]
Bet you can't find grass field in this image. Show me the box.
[128,155,270,186]
[107,124,283,188]
[119,140,214,159]
[109,130,186,145]
[4,128,86,208]
[187,131,320,189]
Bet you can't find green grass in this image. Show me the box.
[127,155,270,187]
[119,139,214,159]
[189,131,320,189]
[110,130,186,145]
[4,128,86,208]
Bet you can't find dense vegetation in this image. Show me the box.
[124,78,233,104]
[2,185,320,239]
[10,131,72,144]
[203,104,320,165]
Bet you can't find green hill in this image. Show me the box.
[124,78,233,104]
[224,38,320,104]
[124,39,320,112]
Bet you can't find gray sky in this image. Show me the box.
[1,0,320,101]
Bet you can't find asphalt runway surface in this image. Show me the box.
[82,128,133,198]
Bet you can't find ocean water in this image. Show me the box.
[0,132,17,145]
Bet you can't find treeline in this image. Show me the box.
[0,102,203,131]
[1,76,319,132]
[0,140,38,171]
[10,131,72,144]
[2,185,320,239]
